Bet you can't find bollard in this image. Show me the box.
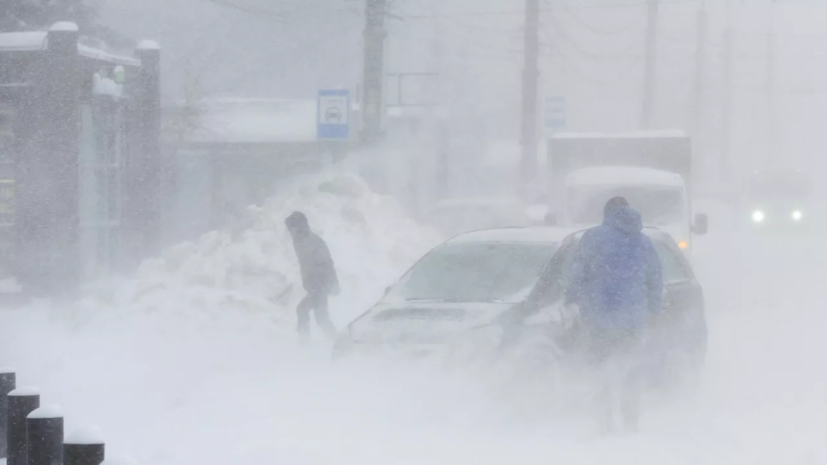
[64,426,105,465]
[0,368,16,458]
[8,386,40,465]
[27,404,64,465]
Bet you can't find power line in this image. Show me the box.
[201,0,355,23]
[401,0,699,20]
[541,13,643,62]
[554,0,648,36]
[202,0,291,20]
[542,41,642,86]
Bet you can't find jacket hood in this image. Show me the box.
[603,206,643,235]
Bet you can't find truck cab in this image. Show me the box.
[545,131,708,255]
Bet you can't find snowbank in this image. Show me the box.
[67,171,442,340]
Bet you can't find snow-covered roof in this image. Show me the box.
[447,227,576,245]
[432,196,524,209]
[564,166,685,188]
[136,40,160,51]
[0,31,140,67]
[187,98,318,144]
[551,129,687,139]
[50,22,78,32]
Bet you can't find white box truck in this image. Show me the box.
[545,130,708,253]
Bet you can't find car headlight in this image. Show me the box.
[752,210,765,223]
[792,210,803,221]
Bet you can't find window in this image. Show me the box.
[389,241,559,304]
[652,240,691,283]
[529,239,578,308]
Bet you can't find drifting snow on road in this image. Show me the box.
[1,174,827,465]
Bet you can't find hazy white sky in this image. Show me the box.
[97,0,827,185]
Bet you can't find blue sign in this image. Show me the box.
[545,96,566,130]
[317,89,350,140]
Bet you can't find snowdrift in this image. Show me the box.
[67,171,443,341]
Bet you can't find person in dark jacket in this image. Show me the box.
[564,196,663,433]
[285,211,340,344]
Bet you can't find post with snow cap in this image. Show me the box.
[27,404,64,465]
[7,387,40,465]
[65,426,105,465]
[30,21,82,296]
[0,368,16,458]
[124,39,162,267]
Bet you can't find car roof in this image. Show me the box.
[445,227,578,245]
[567,225,676,243]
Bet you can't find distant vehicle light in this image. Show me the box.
[792,210,803,221]
[678,240,688,250]
[752,210,765,223]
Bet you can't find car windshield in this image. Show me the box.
[567,185,685,225]
[388,241,558,304]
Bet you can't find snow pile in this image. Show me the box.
[71,172,442,338]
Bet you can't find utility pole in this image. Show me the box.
[720,0,734,184]
[432,14,450,200]
[766,0,776,167]
[691,0,707,184]
[691,0,707,143]
[520,0,540,189]
[362,0,387,142]
[640,0,659,129]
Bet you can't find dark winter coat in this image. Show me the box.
[564,206,664,331]
[292,229,339,295]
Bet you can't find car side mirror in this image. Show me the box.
[544,212,558,226]
[693,213,709,235]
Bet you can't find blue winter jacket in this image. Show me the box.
[564,206,664,330]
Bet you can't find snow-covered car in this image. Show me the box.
[501,226,708,388]
[333,226,707,386]
[332,227,573,360]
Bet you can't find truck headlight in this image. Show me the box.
[792,210,803,221]
[752,210,765,223]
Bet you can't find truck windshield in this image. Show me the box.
[567,186,685,225]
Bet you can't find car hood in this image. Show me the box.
[349,301,513,345]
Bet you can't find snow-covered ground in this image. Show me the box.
[1,172,827,465]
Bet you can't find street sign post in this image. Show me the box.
[317,89,350,140]
[544,96,566,132]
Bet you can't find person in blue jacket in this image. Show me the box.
[564,196,663,432]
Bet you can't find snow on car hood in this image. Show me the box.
[349,301,512,345]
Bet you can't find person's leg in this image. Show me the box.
[619,330,644,431]
[296,294,312,344]
[587,326,616,433]
[311,293,338,341]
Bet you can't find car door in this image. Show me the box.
[500,236,582,351]
[650,235,707,356]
